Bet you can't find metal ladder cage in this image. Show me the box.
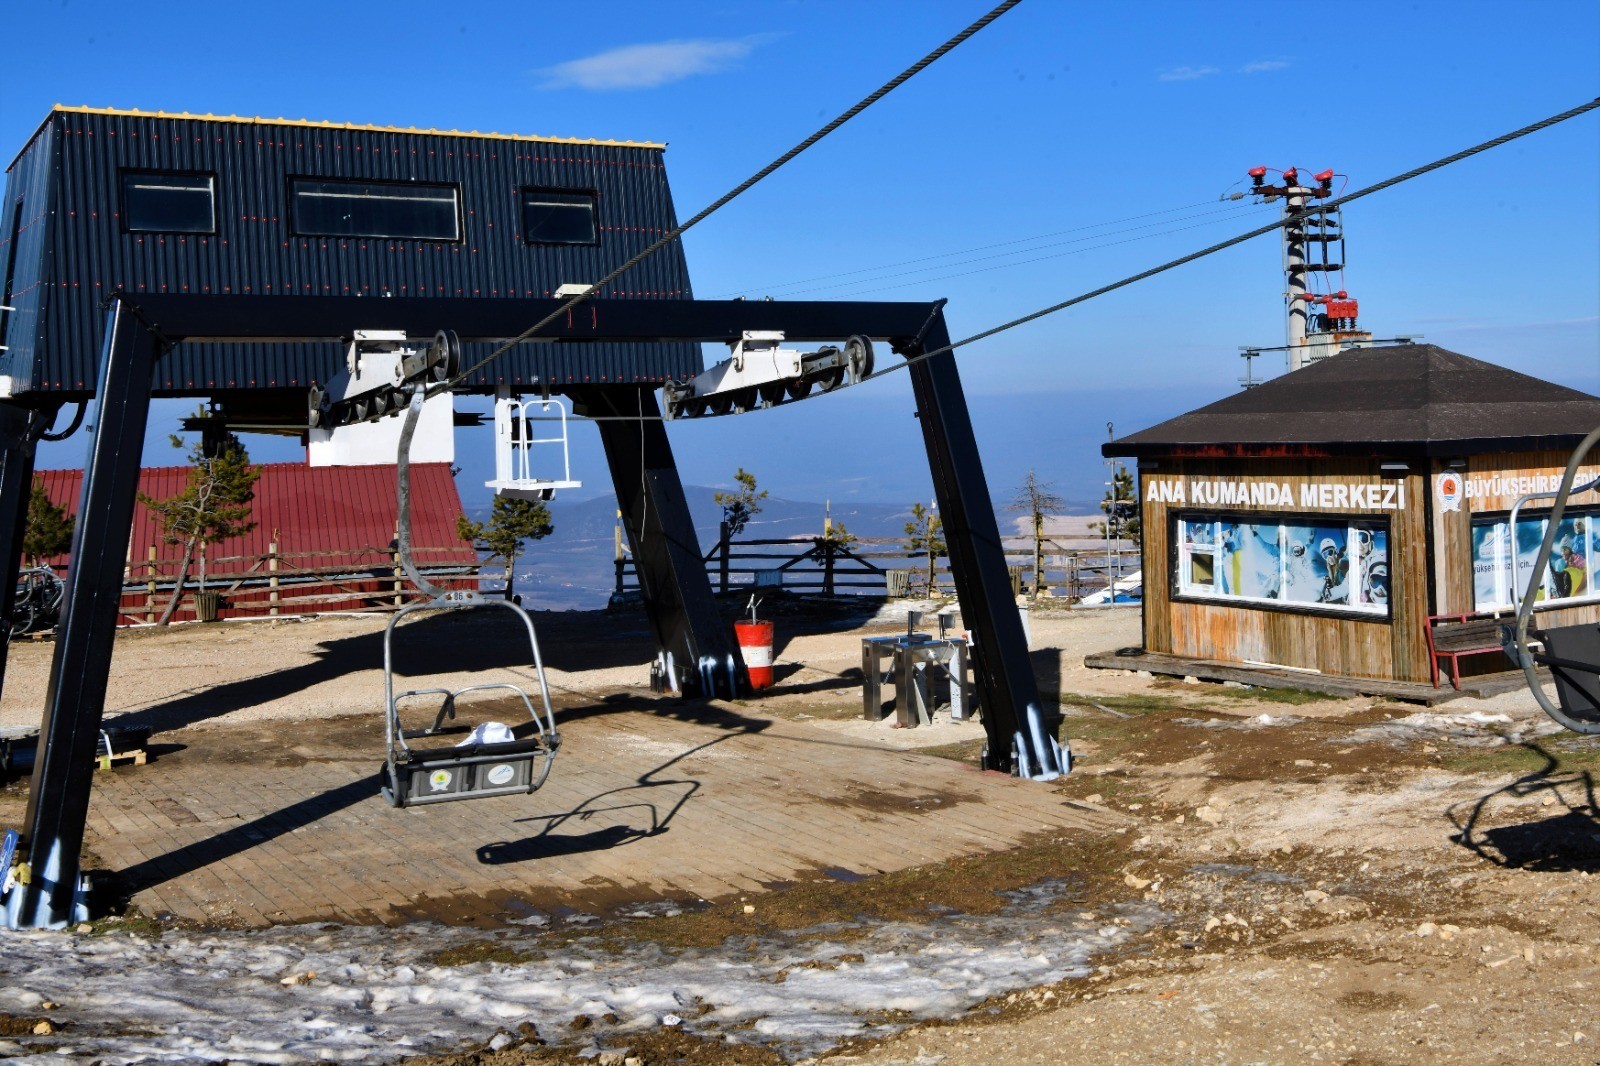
[487,394,582,500]
[382,389,561,807]
[1508,424,1600,734]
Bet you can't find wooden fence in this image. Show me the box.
[106,541,478,625]
[612,525,1139,604]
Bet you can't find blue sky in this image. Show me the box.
[7,0,1598,511]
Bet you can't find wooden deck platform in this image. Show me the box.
[81,701,1119,928]
[1084,647,1539,705]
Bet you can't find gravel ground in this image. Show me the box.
[6,603,1596,1065]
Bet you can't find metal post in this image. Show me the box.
[12,301,159,929]
[0,401,50,705]
[577,386,745,699]
[718,520,731,594]
[905,314,1067,780]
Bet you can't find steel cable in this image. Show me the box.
[853,96,1600,388]
[457,95,1600,424]
[433,0,1025,395]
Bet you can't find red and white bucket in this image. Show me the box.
[734,619,776,691]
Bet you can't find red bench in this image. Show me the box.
[1426,613,1507,689]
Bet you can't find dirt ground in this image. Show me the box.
[4,601,1599,1064]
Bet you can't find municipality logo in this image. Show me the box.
[1436,471,1463,512]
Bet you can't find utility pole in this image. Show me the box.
[1283,176,1309,362]
[1243,166,1373,377]
[1104,422,1117,598]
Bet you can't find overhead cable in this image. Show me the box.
[854,96,1600,387]
[712,198,1267,299]
[434,0,1025,394]
[520,95,1600,423]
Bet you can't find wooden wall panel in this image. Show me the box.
[1137,459,1428,682]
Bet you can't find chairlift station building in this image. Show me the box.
[0,105,699,401]
[1,105,1061,928]
[1104,344,1600,689]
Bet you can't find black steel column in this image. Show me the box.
[12,303,157,928]
[577,386,745,699]
[906,316,1068,780]
[0,402,49,704]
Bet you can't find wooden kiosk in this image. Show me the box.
[1097,344,1600,693]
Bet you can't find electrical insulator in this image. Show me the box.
[1282,166,1298,185]
[1248,165,1267,188]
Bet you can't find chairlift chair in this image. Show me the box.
[378,376,564,807]
[1505,425,1600,734]
[380,588,560,807]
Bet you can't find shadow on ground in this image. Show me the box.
[1447,744,1600,873]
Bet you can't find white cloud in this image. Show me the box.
[537,37,766,91]
[1240,59,1291,73]
[1158,65,1220,82]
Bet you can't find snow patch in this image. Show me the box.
[2,882,1163,1063]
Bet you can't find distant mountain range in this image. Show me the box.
[470,489,919,609]
[467,487,1099,611]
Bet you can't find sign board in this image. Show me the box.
[1145,476,1407,512]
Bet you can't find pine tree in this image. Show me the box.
[713,468,767,538]
[22,480,74,566]
[1096,467,1140,541]
[1007,470,1065,600]
[457,496,553,600]
[904,501,946,595]
[140,427,260,625]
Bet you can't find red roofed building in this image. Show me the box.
[32,462,477,624]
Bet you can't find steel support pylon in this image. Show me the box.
[906,314,1068,780]
[9,304,158,929]
[577,386,746,699]
[0,402,51,704]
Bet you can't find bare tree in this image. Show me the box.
[140,427,259,625]
[1008,470,1065,599]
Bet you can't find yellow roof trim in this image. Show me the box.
[47,104,668,150]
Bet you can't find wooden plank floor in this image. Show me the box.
[1084,648,1540,704]
[82,702,1120,928]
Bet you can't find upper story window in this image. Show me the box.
[290,178,459,241]
[521,188,597,245]
[121,171,215,234]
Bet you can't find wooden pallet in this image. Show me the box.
[97,749,147,771]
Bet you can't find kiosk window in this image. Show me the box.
[1472,506,1597,611]
[521,189,597,245]
[121,172,215,234]
[1176,514,1389,615]
[291,178,459,240]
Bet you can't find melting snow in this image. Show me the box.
[0,881,1163,1064]
[1175,713,1304,730]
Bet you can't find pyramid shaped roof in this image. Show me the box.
[1106,344,1600,459]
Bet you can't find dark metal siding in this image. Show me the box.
[4,110,701,395]
[0,123,58,388]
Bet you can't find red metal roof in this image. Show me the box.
[33,462,475,574]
